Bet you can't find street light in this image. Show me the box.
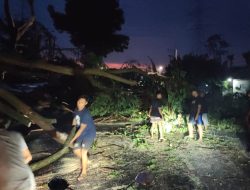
[227,77,233,82]
[158,65,164,73]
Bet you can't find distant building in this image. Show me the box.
[232,79,250,94]
[228,66,250,94]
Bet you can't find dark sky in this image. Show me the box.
[1,0,250,66]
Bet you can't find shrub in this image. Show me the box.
[90,92,142,119]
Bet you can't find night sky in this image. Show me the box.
[1,0,250,66]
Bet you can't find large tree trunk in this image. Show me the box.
[0,89,66,144]
[0,89,55,130]
[0,55,138,86]
[0,101,31,127]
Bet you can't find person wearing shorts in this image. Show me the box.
[148,92,164,141]
[70,95,96,181]
[188,90,203,141]
[200,91,209,130]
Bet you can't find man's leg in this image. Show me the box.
[202,113,209,130]
[73,148,82,158]
[158,121,164,140]
[188,115,195,139]
[150,123,157,138]
[80,149,88,177]
[188,123,194,139]
[197,125,203,141]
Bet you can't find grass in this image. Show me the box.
[109,170,121,178]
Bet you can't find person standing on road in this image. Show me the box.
[148,92,164,141]
[187,90,203,142]
[70,95,96,181]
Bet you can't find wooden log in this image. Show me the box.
[95,120,146,127]
[30,127,76,172]
[0,101,31,127]
[32,152,52,161]
[0,89,65,144]
[0,89,55,130]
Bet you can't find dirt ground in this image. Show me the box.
[33,126,250,190]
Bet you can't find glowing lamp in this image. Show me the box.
[227,77,233,82]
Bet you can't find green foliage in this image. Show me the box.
[165,59,190,115]
[109,170,121,178]
[207,94,248,120]
[130,125,149,148]
[209,117,241,133]
[146,158,158,170]
[90,92,142,118]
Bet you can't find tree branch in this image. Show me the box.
[30,127,76,172]
[0,55,138,86]
[0,89,55,130]
[108,68,147,75]
[86,75,110,91]
[3,0,15,29]
[16,16,35,41]
[0,101,31,127]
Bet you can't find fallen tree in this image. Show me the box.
[0,54,137,86]
[0,89,65,144]
[0,0,152,173]
[30,126,76,172]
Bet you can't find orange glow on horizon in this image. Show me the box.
[105,62,123,69]
[105,62,148,70]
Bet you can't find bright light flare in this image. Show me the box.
[227,77,233,82]
[158,65,164,72]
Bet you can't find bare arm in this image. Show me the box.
[22,148,32,164]
[148,106,152,116]
[195,104,202,120]
[70,123,87,144]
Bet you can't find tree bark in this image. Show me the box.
[30,126,76,172]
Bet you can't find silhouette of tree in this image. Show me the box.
[243,51,250,66]
[167,53,224,85]
[205,34,229,63]
[0,0,35,51]
[48,0,129,57]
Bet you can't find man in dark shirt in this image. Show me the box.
[200,92,209,130]
[148,92,164,141]
[188,90,203,141]
[70,95,96,181]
